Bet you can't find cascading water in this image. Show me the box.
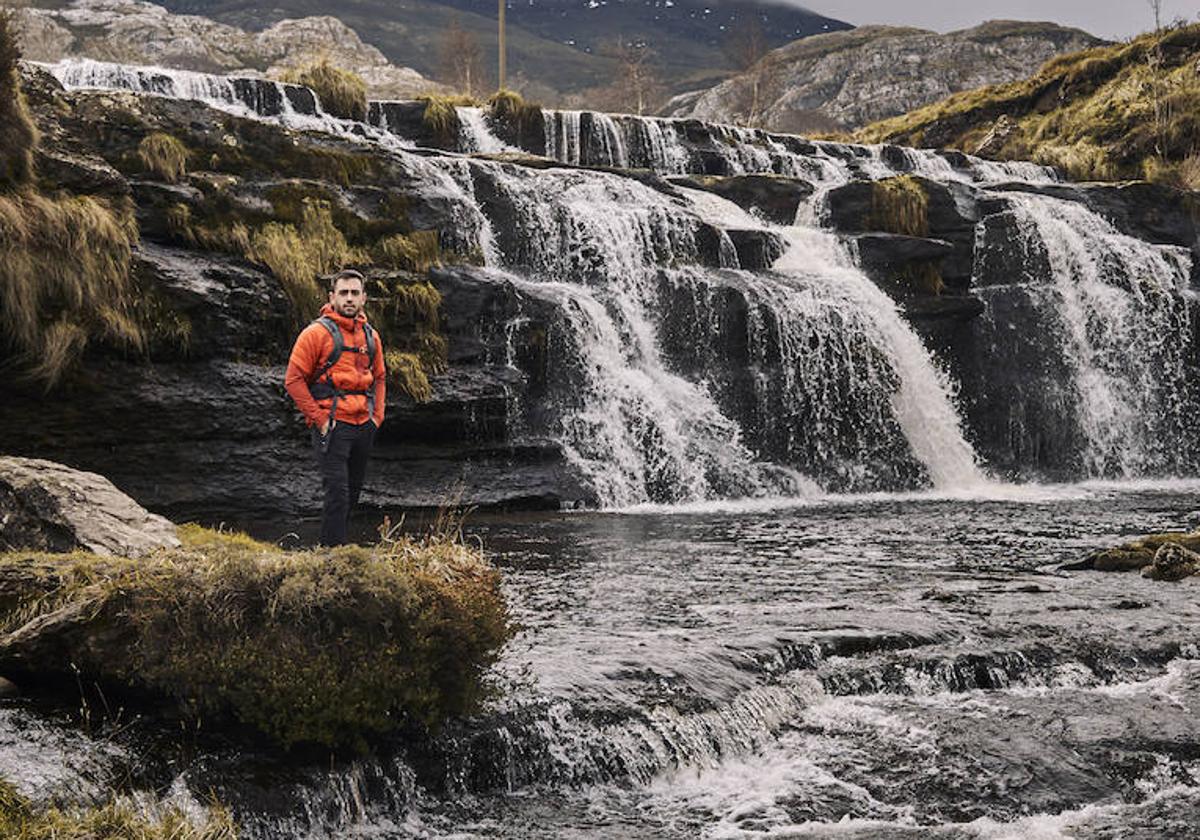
[456,106,514,154]
[44,57,415,151]
[984,191,1200,477]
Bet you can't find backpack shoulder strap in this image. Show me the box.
[363,322,377,368]
[312,316,343,381]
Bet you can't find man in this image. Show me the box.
[284,269,386,546]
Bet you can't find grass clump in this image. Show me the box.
[0,191,142,387]
[137,132,188,183]
[0,779,237,840]
[0,523,514,751]
[869,175,928,237]
[1084,530,1200,572]
[374,278,448,399]
[281,59,367,122]
[374,230,441,273]
[248,199,367,323]
[486,89,544,145]
[385,350,434,402]
[855,23,1200,185]
[0,10,36,189]
[420,95,467,146]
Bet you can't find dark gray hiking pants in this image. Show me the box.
[312,419,376,546]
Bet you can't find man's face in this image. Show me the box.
[330,279,365,318]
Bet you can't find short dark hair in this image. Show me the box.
[328,269,365,292]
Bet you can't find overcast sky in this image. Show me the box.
[799,1,1194,40]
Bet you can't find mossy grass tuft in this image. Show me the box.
[385,349,434,402]
[374,230,441,273]
[0,191,142,387]
[0,522,514,751]
[373,277,448,398]
[248,199,368,324]
[281,59,368,122]
[856,23,1200,185]
[869,175,928,237]
[420,95,469,146]
[0,778,237,840]
[486,89,544,144]
[138,132,189,183]
[1086,530,1200,571]
[0,10,37,189]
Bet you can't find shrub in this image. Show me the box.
[868,176,928,236]
[0,10,37,189]
[0,778,237,839]
[0,191,142,387]
[0,524,515,751]
[281,59,367,122]
[138,132,189,182]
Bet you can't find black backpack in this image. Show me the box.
[307,316,379,421]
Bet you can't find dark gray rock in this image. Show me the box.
[667,174,815,226]
[0,456,179,556]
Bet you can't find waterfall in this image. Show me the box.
[43,58,414,151]
[456,106,514,154]
[678,188,984,490]
[997,192,1199,477]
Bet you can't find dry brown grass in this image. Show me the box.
[281,59,368,122]
[855,23,1200,185]
[374,230,441,273]
[385,349,434,401]
[249,199,367,322]
[0,10,36,189]
[869,176,928,237]
[0,779,237,840]
[137,132,189,182]
[0,191,141,387]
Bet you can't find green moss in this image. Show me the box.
[0,524,514,750]
[280,60,368,122]
[0,778,237,839]
[869,176,928,237]
[138,132,189,183]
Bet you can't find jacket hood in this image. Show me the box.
[320,302,368,328]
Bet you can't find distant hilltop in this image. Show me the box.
[854,22,1200,188]
[13,0,447,99]
[668,21,1104,134]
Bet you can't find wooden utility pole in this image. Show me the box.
[498,0,507,90]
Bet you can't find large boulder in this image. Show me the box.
[0,456,178,556]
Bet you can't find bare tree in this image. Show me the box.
[605,36,659,116]
[724,16,769,127]
[439,17,485,98]
[1146,0,1167,158]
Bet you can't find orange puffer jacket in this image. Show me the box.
[284,303,387,427]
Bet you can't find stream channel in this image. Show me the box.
[6,482,1200,838]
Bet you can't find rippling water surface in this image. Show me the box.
[5,483,1200,839]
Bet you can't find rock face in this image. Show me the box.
[0,456,179,556]
[668,21,1104,133]
[15,0,445,99]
